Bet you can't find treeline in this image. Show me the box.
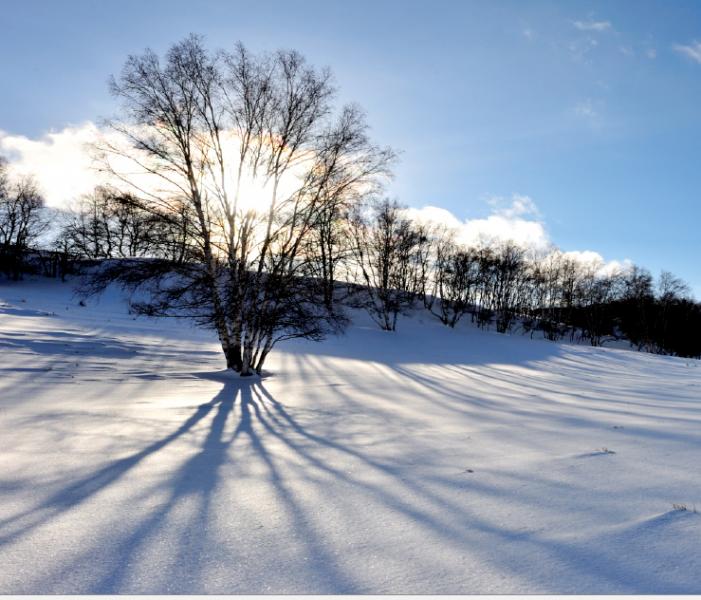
[1,36,699,370]
[346,200,701,358]
[5,178,699,360]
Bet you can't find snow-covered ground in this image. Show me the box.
[1,277,700,593]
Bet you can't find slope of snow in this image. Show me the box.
[1,277,700,594]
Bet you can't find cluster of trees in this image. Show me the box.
[55,186,193,262]
[0,158,48,278]
[2,36,700,368]
[342,200,701,358]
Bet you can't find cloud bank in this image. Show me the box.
[0,122,104,208]
[1,123,629,275]
[405,195,628,276]
[406,195,549,252]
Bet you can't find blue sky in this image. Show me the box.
[1,0,700,294]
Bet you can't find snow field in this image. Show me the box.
[1,278,700,593]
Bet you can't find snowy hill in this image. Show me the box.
[1,277,700,593]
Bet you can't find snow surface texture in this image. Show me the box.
[1,278,700,594]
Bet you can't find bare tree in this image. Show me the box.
[619,265,654,350]
[59,187,114,259]
[0,165,48,278]
[301,105,395,310]
[59,186,181,260]
[657,270,690,303]
[653,270,691,353]
[349,199,422,331]
[0,158,7,201]
[88,35,392,375]
[431,236,479,327]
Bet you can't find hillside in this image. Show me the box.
[1,277,700,593]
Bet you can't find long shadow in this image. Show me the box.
[5,365,701,593]
[91,377,357,593]
[233,384,357,593]
[94,379,238,592]
[236,381,701,593]
[0,383,224,545]
[7,374,357,593]
[0,306,219,392]
[292,318,564,368]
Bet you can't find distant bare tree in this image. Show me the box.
[349,199,422,331]
[619,265,654,350]
[59,186,180,260]
[574,266,622,346]
[302,105,395,311]
[59,187,114,259]
[653,270,691,353]
[0,164,48,278]
[431,236,479,327]
[488,242,527,333]
[657,270,690,303]
[0,158,7,201]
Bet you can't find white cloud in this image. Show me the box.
[488,193,540,219]
[574,100,596,119]
[3,125,631,278]
[562,249,605,266]
[404,206,462,230]
[406,197,628,275]
[560,250,633,278]
[646,48,657,59]
[459,213,550,251]
[0,122,316,214]
[562,250,626,273]
[674,41,701,64]
[573,20,612,32]
[0,122,104,208]
[406,195,550,251]
[572,98,607,130]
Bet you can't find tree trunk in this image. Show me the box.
[254,337,274,375]
[240,343,255,377]
[223,342,242,371]
[229,343,243,371]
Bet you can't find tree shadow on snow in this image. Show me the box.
[2,369,700,594]
[1,375,357,593]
